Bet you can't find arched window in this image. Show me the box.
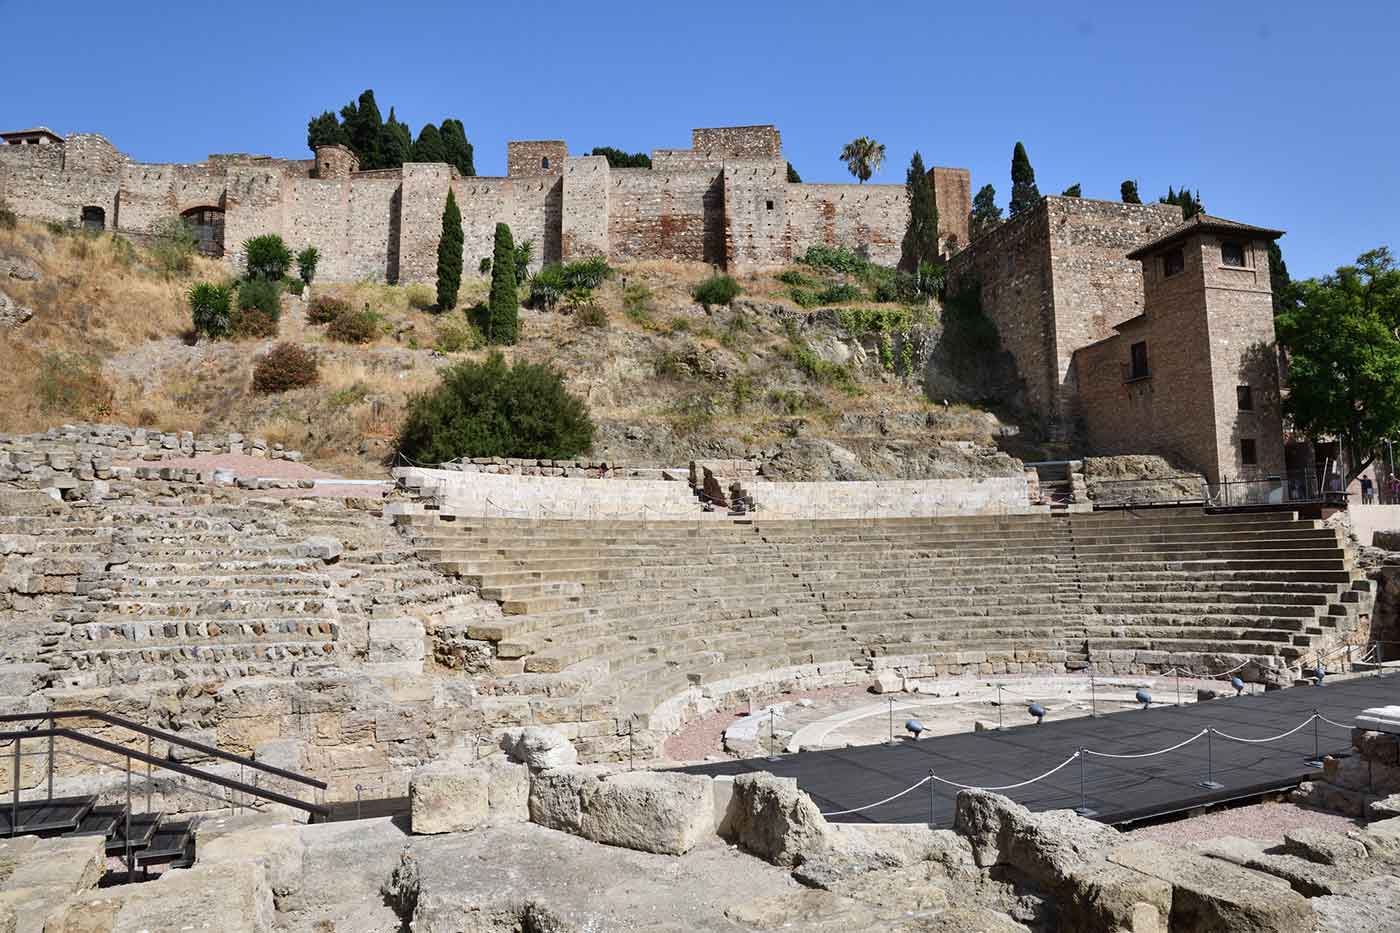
[541,156,550,170]
[80,206,105,231]
[181,207,226,258]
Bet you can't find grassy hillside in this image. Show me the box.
[0,220,1026,478]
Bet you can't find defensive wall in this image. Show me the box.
[0,123,971,281]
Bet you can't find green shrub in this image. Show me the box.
[237,278,281,319]
[396,351,594,462]
[406,282,437,310]
[244,234,293,280]
[799,244,869,276]
[668,393,715,436]
[36,352,113,418]
[514,239,534,283]
[790,288,820,309]
[776,269,814,287]
[562,256,613,290]
[622,283,654,324]
[817,283,861,304]
[434,316,483,353]
[327,307,383,344]
[283,276,305,297]
[327,382,371,409]
[308,295,349,324]
[110,235,137,270]
[653,349,687,380]
[188,282,233,338]
[528,264,567,311]
[149,217,197,276]
[792,343,858,391]
[0,198,16,230]
[45,221,71,237]
[478,257,492,276]
[297,246,320,284]
[692,274,741,309]
[252,343,319,393]
[232,307,279,339]
[575,304,607,328]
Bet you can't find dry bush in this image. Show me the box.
[231,308,278,339]
[308,295,349,324]
[327,308,382,344]
[252,343,319,393]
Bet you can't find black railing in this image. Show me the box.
[1204,470,1341,508]
[0,710,329,881]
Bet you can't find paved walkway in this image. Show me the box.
[682,673,1398,827]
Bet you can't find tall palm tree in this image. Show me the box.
[839,137,886,184]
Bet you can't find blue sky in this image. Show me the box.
[3,0,1394,278]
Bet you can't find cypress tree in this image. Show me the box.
[381,107,412,168]
[1009,142,1040,217]
[340,89,384,169]
[436,191,464,311]
[306,111,347,153]
[786,162,802,183]
[487,223,519,345]
[1061,183,1082,197]
[440,120,475,177]
[900,151,940,270]
[969,184,1003,241]
[1158,186,1205,219]
[413,124,449,164]
[1120,179,1141,204]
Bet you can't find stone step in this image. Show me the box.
[89,596,337,618]
[68,618,342,643]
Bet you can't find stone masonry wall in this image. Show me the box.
[691,125,781,159]
[560,156,610,258]
[608,168,724,264]
[507,141,567,178]
[783,182,907,270]
[931,166,971,250]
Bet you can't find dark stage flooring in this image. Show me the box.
[680,672,1398,827]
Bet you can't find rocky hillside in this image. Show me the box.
[0,220,1035,479]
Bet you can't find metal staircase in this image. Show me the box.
[0,710,329,882]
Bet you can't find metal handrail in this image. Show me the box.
[0,709,326,791]
[0,727,329,820]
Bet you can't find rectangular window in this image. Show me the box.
[1221,241,1246,267]
[1163,248,1185,277]
[1241,438,1258,466]
[1129,341,1149,381]
[765,200,774,211]
[1237,384,1253,411]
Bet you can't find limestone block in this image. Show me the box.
[481,756,529,821]
[576,771,714,855]
[499,726,578,769]
[871,671,901,694]
[725,772,829,867]
[1359,816,1400,860]
[1107,839,1316,932]
[298,537,342,563]
[1283,827,1368,865]
[367,617,425,669]
[410,762,489,835]
[527,765,607,835]
[253,738,304,775]
[197,822,305,904]
[43,859,272,933]
[0,835,103,894]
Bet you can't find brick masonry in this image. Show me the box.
[0,123,970,280]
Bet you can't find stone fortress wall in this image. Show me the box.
[0,123,971,282]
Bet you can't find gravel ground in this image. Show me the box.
[1126,800,1362,844]
[157,453,389,499]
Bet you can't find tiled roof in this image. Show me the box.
[1126,213,1284,259]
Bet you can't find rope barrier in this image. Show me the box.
[819,776,932,816]
[1213,716,1319,745]
[925,751,1082,791]
[1082,729,1208,760]
[1317,713,1361,730]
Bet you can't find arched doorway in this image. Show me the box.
[181,207,225,258]
[80,206,105,231]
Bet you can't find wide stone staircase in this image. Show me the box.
[400,507,1371,729]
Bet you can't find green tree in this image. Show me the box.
[1120,179,1141,204]
[339,90,385,169]
[1060,183,1082,197]
[487,223,519,344]
[381,107,412,168]
[412,123,448,163]
[900,151,940,270]
[436,190,464,311]
[243,234,293,280]
[396,352,594,463]
[1277,248,1400,484]
[969,184,1003,241]
[589,147,652,168]
[1268,241,1295,314]
[296,246,319,284]
[786,162,802,183]
[440,119,475,176]
[306,111,347,152]
[1009,142,1040,217]
[839,136,886,184]
[1158,186,1204,219]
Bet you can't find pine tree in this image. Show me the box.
[487,223,519,345]
[1159,186,1205,219]
[436,190,464,311]
[306,111,347,153]
[900,151,940,270]
[1120,179,1141,204]
[1009,142,1040,217]
[413,124,448,164]
[381,107,412,168]
[786,162,802,183]
[1061,183,1082,198]
[340,90,384,169]
[969,184,1003,241]
[440,119,475,177]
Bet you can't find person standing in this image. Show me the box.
[1362,474,1375,505]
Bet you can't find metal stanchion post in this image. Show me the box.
[886,697,897,747]
[355,784,363,821]
[145,735,152,812]
[1198,728,1223,789]
[125,755,134,882]
[997,685,1004,730]
[1075,750,1097,817]
[1090,670,1097,718]
[766,709,780,762]
[629,723,635,771]
[11,736,19,833]
[927,771,935,827]
[1176,669,1182,707]
[46,714,54,802]
[1306,710,1323,768]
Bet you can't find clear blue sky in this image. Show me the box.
[3,0,1394,278]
